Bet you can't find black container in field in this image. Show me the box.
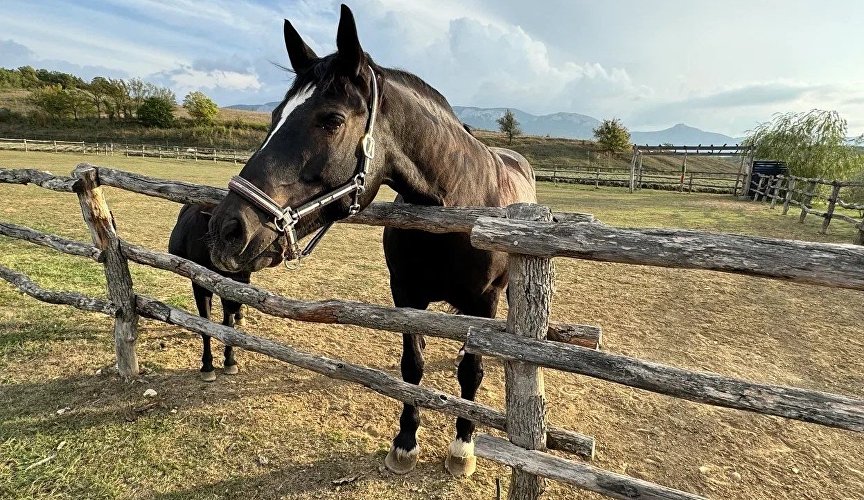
[747,160,788,198]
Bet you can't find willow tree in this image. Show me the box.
[743,110,863,179]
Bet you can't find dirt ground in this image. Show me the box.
[1,151,863,499]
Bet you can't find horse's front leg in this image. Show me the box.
[445,293,497,477]
[220,297,242,375]
[192,284,216,382]
[385,332,426,474]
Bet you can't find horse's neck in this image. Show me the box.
[380,80,504,207]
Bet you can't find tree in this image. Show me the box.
[497,109,521,144]
[183,91,219,124]
[104,78,130,120]
[88,77,113,117]
[28,84,73,122]
[67,88,96,120]
[593,118,631,154]
[743,109,863,179]
[137,96,175,127]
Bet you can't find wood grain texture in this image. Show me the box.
[466,327,864,432]
[134,294,595,458]
[504,204,552,499]
[0,167,79,192]
[120,240,601,348]
[73,164,139,378]
[0,221,102,261]
[471,216,864,290]
[474,435,705,500]
[0,264,117,316]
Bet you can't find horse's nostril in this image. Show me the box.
[220,218,244,245]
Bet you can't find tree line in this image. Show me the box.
[0,66,219,128]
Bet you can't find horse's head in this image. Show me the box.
[209,5,384,272]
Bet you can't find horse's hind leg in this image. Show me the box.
[220,296,242,375]
[384,290,430,474]
[193,284,217,382]
[445,292,498,477]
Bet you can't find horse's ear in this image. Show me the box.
[284,19,317,73]
[335,4,363,78]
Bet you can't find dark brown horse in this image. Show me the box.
[207,5,535,476]
[169,204,250,381]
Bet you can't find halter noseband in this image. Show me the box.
[227,65,379,267]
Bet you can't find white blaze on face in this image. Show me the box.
[259,85,315,151]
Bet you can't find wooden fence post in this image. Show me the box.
[687,172,694,193]
[679,152,687,192]
[594,166,600,189]
[628,149,637,193]
[821,181,841,234]
[53,140,57,153]
[504,203,552,500]
[637,153,643,190]
[856,218,864,245]
[799,180,818,223]
[752,175,764,201]
[23,139,28,152]
[73,164,139,378]
[783,177,797,214]
[769,176,783,208]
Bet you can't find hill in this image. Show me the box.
[475,130,741,173]
[226,102,738,145]
[630,123,738,146]
[453,106,601,140]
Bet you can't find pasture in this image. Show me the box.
[1,150,863,499]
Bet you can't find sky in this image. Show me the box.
[1,0,863,136]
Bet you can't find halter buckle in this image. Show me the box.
[361,133,376,160]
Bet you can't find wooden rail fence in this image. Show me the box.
[2,164,864,499]
[751,172,864,243]
[0,137,253,164]
[534,166,743,194]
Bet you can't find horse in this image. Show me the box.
[206,4,536,477]
[169,204,251,382]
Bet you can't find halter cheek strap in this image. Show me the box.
[227,65,380,266]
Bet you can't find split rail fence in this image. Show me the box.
[751,172,864,243]
[0,137,253,164]
[2,164,864,499]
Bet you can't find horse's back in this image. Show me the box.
[169,204,212,264]
[490,147,536,204]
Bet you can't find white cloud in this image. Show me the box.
[156,67,262,94]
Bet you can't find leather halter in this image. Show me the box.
[227,66,379,266]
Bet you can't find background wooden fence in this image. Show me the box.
[534,165,743,194]
[2,164,864,499]
[750,172,864,243]
[0,137,252,164]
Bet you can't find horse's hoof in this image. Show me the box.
[445,439,477,477]
[223,364,239,375]
[200,370,217,382]
[384,444,419,474]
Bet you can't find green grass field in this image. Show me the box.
[1,150,862,499]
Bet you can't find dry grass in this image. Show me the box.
[1,150,863,499]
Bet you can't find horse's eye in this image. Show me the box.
[321,114,344,133]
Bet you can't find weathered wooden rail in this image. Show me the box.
[752,173,864,243]
[2,164,863,499]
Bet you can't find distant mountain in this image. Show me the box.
[630,123,737,146]
[225,102,738,145]
[226,102,280,113]
[453,106,601,140]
